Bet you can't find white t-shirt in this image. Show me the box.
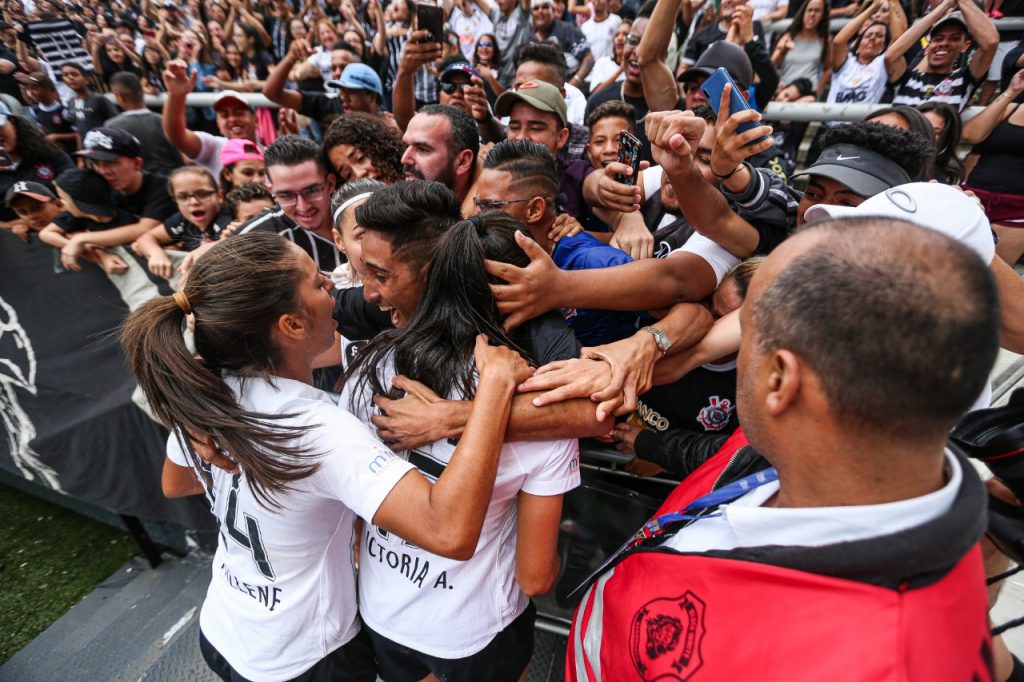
[564,82,587,126]
[664,451,961,553]
[450,5,494,61]
[586,55,625,87]
[167,375,414,681]
[826,54,888,106]
[341,359,581,658]
[580,14,622,62]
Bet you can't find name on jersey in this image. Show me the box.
[364,529,453,591]
[219,562,283,611]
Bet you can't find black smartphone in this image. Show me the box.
[614,130,641,186]
[415,2,444,44]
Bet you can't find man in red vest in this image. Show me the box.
[567,217,1001,681]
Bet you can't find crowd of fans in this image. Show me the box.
[3,0,1024,677]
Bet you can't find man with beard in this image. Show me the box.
[400,104,480,213]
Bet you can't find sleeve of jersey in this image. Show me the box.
[671,233,740,286]
[308,406,417,522]
[518,438,581,496]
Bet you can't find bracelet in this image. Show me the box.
[711,163,743,181]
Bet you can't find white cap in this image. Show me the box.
[804,182,996,264]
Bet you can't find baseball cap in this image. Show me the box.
[532,0,554,7]
[75,127,142,161]
[930,11,969,37]
[494,79,568,128]
[221,139,264,167]
[791,144,912,198]
[678,41,753,89]
[4,181,55,205]
[326,63,383,98]
[0,100,10,127]
[54,168,115,218]
[440,61,480,83]
[213,90,254,113]
[804,182,995,264]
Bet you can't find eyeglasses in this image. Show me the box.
[174,189,218,203]
[440,80,470,94]
[473,194,549,211]
[273,182,328,206]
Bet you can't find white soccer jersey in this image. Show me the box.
[341,360,581,658]
[167,375,414,681]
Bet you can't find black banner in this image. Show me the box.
[0,231,209,529]
[24,19,94,74]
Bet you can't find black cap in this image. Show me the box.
[75,127,142,161]
[4,181,56,205]
[791,144,912,198]
[678,41,754,89]
[54,168,114,217]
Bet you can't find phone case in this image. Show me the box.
[415,3,445,44]
[700,67,762,138]
[615,130,641,187]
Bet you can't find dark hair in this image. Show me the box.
[331,177,385,227]
[354,180,462,274]
[586,99,637,131]
[916,101,965,184]
[418,104,480,161]
[60,62,89,78]
[167,166,219,196]
[235,21,267,52]
[109,71,144,102]
[851,20,891,56]
[691,103,717,124]
[345,211,533,408]
[121,232,321,508]
[637,0,657,19]
[726,255,764,300]
[224,182,274,219]
[864,106,936,180]
[322,112,404,183]
[757,219,999,434]
[473,32,501,69]
[264,135,328,176]
[787,76,815,98]
[819,121,933,182]
[785,0,830,67]
[515,42,568,84]
[9,115,66,164]
[483,139,559,205]
[331,40,362,58]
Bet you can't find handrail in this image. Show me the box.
[765,15,1024,32]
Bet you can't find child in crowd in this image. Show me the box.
[219,139,266,191]
[3,181,62,242]
[38,168,134,274]
[60,62,120,142]
[223,182,275,231]
[24,72,78,156]
[585,100,636,170]
[133,167,232,280]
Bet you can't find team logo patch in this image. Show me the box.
[84,129,113,150]
[696,396,734,432]
[34,164,55,181]
[630,592,706,681]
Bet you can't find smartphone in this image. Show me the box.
[614,130,641,186]
[700,67,766,142]
[415,2,444,44]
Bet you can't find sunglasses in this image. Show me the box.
[478,40,493,47]
[625,33,640,46]
[440,80,470,94]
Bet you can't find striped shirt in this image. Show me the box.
[891,65,979,111]
[237,207,343,272]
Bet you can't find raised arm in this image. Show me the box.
[161,60,204,160]
[393,31,442,131]
[885,0,956,83]
[831,0,883,71]
[957,0,999,81]
[262,38,307,111]
[962,70,1022,143]
[636,0,685,112]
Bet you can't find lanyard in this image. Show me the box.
[566,467,778,600]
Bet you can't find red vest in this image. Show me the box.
[567,432,993,682]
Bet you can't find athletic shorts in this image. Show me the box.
[199,627,377,682]
[962,185,1024,226]
[365,601,536,682]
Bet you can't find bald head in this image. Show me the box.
[745,218,999,436]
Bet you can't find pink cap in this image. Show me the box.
[221,139,264,167]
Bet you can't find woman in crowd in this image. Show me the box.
[0,105,74,234]
[209,40,250,90]
[233,22,276,85]
[344,205,578,682]
[865,105,937,179]
[963,68,1024,265]
[918,101,966,184]
[473,33,505,96]
[125,231,527,682]
[141,39,171,95]
[91,33,143,86]
[311,19,343,83]
[588,19,631,93]
[771,0,830,93]
[827,0,895,107]
[322,113,404,184]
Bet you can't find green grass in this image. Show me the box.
[0,484,138,665]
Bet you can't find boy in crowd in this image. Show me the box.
[4,181,61,242]
[24,72,77,155]
[60,62,119,141]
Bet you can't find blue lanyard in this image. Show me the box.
[627,467,779,549]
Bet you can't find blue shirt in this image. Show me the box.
[551,232,649,346]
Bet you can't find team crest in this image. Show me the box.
[630,592,706,681]
[696,396,734,431]
[34,164,55,181]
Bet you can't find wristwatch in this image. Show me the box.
[641,326,671,355]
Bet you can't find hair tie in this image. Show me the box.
[173,291,193,315]
[468,214,486,236]
[333,191,375,224]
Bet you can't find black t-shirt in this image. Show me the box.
[0,152,75,222]
[163,210,233,251]
[53,207,137,232]
[67,93,120,138]
[0,43,24,102]
[31,102,77,155]
[333,287,581,364]
[299,91,345,128]
[112,171,176,222]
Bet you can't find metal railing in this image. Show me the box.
[764,15,1024,32]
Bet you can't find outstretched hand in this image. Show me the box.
[163,60,197,97]
[485,230,564,332]
[645,110,705,179]
[710,84,774,178]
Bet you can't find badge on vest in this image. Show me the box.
[631,591,707,681]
